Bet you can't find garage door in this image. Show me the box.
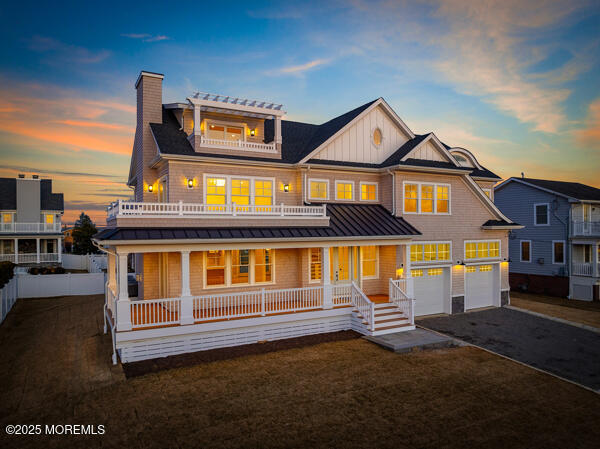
[412,267,446,316]
[465,264,496,310]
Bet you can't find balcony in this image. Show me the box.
[571,221,600,237]
[107,200,328,221]
[199,136,277,153]
[0,222,62,234]
[0,253,59,264]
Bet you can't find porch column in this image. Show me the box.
[193,104,201,138]
[180,250,194,325]
[108,253,116,291]
[116,252,132,331]
[36,238,40,264]
[322,247,333,309]
[57,237,62,263]
[405,244,414,298]
[275,116,282,146]
[14,238,18,264]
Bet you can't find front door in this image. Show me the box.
[331,247,360,286]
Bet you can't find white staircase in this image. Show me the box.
[353,301,414,336]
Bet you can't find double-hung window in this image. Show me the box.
[403,182,451,214]
[206,177,227,205]
[309,179,329,200]
[231,179,250,206]
[534,203,549,226]
[360,182,378,201]
[336,181,354,200]
[552,241,565,264]
[520,241,531,263]
[205,249,274,288]
[309,248,322,282]
[254,180,273,206]
[361,246,378,278]
[208,123,244,141]
[465,240,501,260]
[205,175,274,208]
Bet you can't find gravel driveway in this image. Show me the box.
[418,307,600,391]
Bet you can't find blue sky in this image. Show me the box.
[0,0,599,223]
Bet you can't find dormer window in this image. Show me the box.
[208,123,243,142]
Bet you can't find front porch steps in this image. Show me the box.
[353,302,415,336]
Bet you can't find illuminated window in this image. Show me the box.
[231,250,250,284]
[360,183,377,201]
[479,265,492,272]
[336,182,353,200]
[424,243,436,261]
[489,241,499,258]
[437,243,450,261]
[208,124,243,141]
[428,268,443,276]
[466,266,476,273]
[421,185,434,213]
[410,244,423,262]
[361,246,378,278]
[309,248,322,282]
[372,128,382,147]
[465,241,500,260]
[465,243,477,259]
[2,213,13,223]
[309,180,328,200]
[206,250,226,286]
[255,249,272,283]
[411,269,423,277]
[436,186,449,213]
[44,214,54,224]
[206,177,227,205]
[231,179,250,206]
[404,184,418,212]
[254,180,273,206]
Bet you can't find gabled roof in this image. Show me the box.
[94,203,421,242]
[495,177,600,202]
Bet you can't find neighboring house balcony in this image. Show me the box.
[0,252,60,264]
[572,263,595,277]
[106,200,329,227]
[0,236,62,265]
[0,221,62,234]
[571,220,600,237]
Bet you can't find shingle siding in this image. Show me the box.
[495,181,569,277]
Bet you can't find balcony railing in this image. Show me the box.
[572,263,594,276]
[0,253,59,264]
[572,221,600,237]
[199,136,277,153]
[108,200,327,220]
[0,222,61,233]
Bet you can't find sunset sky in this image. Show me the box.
[0,1,599,225]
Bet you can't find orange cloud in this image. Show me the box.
[575,98,600,148]
[54,120,135,132]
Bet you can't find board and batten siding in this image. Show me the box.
[312,104,410,164]
[494,181,570,277]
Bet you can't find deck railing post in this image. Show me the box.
[370,302,375,332]
[261,288,266,316]
[280,203,285,217]
[179,200,184,216]
[180,250,194,325]
[323,284,333,309]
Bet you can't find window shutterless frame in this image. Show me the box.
[552,240,565,264]
[464,239,501,261]
[402,181,451,215]
[533,203,550,226]
[335,180,354,201]
[203,173,275,206]
[409,241,452,264]
[359,182,378,202]
[203,249,275,289]
[308,178,330,201]
[520,240,532,263]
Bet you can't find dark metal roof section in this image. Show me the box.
[516,178,600,201]
[94,203,421,242]
[482,219,520,227]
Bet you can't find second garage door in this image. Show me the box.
[413,267,447,316]
[465,264,496,310]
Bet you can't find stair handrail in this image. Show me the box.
[389,278,414,325]
[351,282,375,332]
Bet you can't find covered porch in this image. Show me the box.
[0,236,62,264]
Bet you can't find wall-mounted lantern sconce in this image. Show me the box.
[456,260,464,265]
[250,128,256,137]
[187,178,194,189]
[147,184,154,193]
[283,184,290,192]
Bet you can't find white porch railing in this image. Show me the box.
[0,276,18,325]
[130,297,182,329]
[572,263,593,276]
[0,222,61,233]
[572,221,600,237]
[332,284,352,306]
[389,279,415,325]
[39,253,59,263]
[351,282,375,332]
[17,254,38,264]
[200,136,277,153]
[108,200,327,220]
[0,253,59,264]
[0,254,15,263]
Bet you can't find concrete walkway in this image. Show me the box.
[365,328,456,353]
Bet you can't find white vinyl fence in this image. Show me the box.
[17,273,106,298]
[0,277,18,324]
[62,254,107,272]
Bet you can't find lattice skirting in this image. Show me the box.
[118,315,354,363]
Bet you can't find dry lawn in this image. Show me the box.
[1,295,599,449]
[511,292,600,328]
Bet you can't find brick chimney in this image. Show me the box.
[133,71,164,201]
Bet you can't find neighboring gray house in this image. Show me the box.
[495,177,600,301]
[0,175,64,265]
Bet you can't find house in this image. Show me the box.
[62,226,74,253]
[495,177,600,301]
[93,71,520,364]
[0,175,64,265]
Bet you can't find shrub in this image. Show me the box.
[0,261,15,288]
[28,266,66,275]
